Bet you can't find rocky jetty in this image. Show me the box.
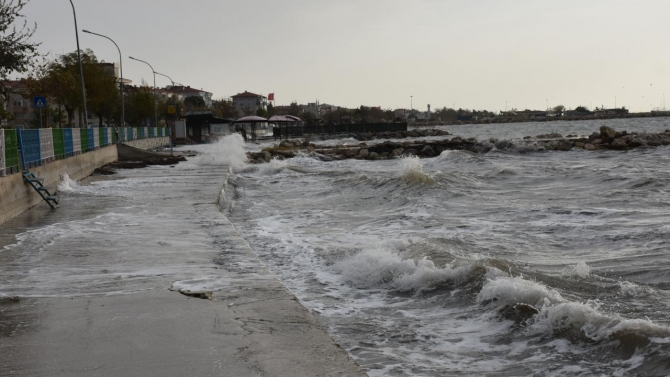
[247,126,670,163]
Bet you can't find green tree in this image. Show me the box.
[552,105,565,116]
[0,0,40,106]
[256,107,268,118]
[211,98,236,119]
[183,95,205,110]
[125,86,155,126]
[300,110,316,120]
[574,106,589,112]
[288,102,300,116]
[25,49,120,127]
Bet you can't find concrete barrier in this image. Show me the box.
[122,137,170,150]
[0,145,118,225]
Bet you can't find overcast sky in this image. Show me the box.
[19,0,670,112]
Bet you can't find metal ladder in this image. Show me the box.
[22,171,59,209]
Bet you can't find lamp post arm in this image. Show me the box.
[129,56,157,127]
[83,30,124,127]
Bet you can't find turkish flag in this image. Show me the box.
[268,93,274,101]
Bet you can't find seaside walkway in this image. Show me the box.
[0,158,366,376]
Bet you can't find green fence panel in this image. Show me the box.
[53,129,65,158]
[99,127,104,146]
[4,129,19,172]
[80,128,88,152]
[112,128,117,144]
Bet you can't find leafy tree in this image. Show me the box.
[256,107,268,118]
[25,49,119,127]
[211,98,236,119]
[125,86,155,126]
[552,105,565,116]
[574,106,589,112]
[266,102,274,117]
[0,0,39,105]
[183,95,205,110]
[300,110,316,120]
[288,102,300,116]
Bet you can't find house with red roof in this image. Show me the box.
[231,91,267,117]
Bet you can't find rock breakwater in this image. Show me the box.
[247,126,670,163]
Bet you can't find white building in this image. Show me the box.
[231,91,267,117]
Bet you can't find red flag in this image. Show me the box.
[268,93,275,101]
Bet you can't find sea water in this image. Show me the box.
[1,118,669,375]
[223,118,670,376]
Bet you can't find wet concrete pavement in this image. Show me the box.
[0,160,366,376]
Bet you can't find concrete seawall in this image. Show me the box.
[122,136,171,150]
[0,145,118,225]
[0,137,171,225]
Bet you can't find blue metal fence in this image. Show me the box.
[3,126,171,173]
[63,129,74,156]
[18,129,42,169]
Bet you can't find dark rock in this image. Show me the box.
[450,137,463,144]
[600,126,617,142]
[536,133,563,139]
[556,141,573,151]
[584,143,597,150]
[419,145,436,157]
[610,139,628,149]
[368,152,381,160]
[359,148,369,158]
[627,138,647,148]
[392,148,404,157]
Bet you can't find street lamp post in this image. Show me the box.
[155,71,176,156]
[68,0,88,128]
[129,56,157,128]
[410,95,413,111]
[155,71,175,87]
[82,30,124,127]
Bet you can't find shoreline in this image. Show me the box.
[0,160,367,376]
[248,126,670,163]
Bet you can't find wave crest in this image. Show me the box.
[331,246,473,291]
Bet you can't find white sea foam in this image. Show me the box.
[562,261,591,278]
[529,300,668,341]
[57,172,78,193]
[331,245,472,291]
[258,157,288,175]
[477,274,565,308]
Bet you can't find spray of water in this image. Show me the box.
[57,173,78,193]
[400,155,435,184]
[197,134,248,171]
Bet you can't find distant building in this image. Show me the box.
[168,86,213,108]
[565,109,593,117]
[595,108,629,116]
[514,110,547,119]
[2,80,34,128]
[99,62,132,85]
[231,91,267,117]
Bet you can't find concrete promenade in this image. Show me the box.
[0,159,366,376]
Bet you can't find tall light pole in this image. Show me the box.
[410,95,413,111]
[82,30,124,127]
[129,56,157,127]
[68,0,88,128]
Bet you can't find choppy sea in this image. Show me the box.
[224,117,670,376]
[1,117,669,376]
